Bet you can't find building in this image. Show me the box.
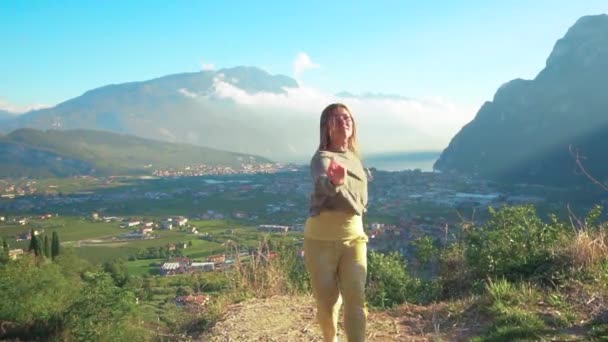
[175,217,188,226]
[206,254,226,263]
[139,227,153,235]
[120,220,141,228]
[233,211,248,219]
[258,224,289,233]
[190,262,215,271]
[162,220,173,230]
[8,249,24,260]
[161,262,182,275]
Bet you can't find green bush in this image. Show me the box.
[464,205,560,281]
[62,272,148,341]
[366,251,421,308]
[411,236,438,265]
[438,242,473,298]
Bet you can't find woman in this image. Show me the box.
[304,103,369,342]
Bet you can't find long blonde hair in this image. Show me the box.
[318,103,360,157]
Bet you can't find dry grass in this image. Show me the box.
[562,228,608,270]
[229,239,293,298]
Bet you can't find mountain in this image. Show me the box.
[0,110,16,122]
[0,128,271,178]
[1,66,315,161]
[434,14,608,185]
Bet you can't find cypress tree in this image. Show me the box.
[0,238,8,262]
[43,235,50,258]
[28,229,39,255]
[35,237,43,257]
[51,231,60,260]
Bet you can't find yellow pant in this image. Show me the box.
[304,238,368,342]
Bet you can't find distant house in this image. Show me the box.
[120,220,140,228]
[167,243,176,251]
[233,211,248,219]
[369,223,384,230]
[9,249,24,260]
[258,224,289,233]
[103,216,118,222]
[0,216,5,222]
[162,220,173,230]
[206,254,226,263]
[160,258,191,276]
[142,221,154,228]
[160,262,183,275]
[91,212,100,221]
[190,262,215,271]
[17,218,27,226]
[139,227,153,235]
[175,217,188,226]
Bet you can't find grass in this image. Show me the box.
[0,214,301,269]
[127,258,164,276]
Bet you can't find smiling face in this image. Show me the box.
[328,106,353,142]
[319,103,359,154]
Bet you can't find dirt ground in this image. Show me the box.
[198,295,483,342]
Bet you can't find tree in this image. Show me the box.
[63,272,145,340]
[51,231,60,260]
[43,235,50,258]
[102,259,129,287]
[0,255,75,328]
[0,238,9,263]
[28,229,42,257]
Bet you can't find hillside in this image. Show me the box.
[434,14,608,185]
[0,110,15,122]
[0,67,316,160]
[0,128,271,178]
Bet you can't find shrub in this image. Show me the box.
[366,251,421,308]
[464,205,560,281]
[438,242,473,298]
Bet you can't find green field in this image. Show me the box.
[0,215,302,275]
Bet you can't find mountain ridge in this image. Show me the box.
[0,128,271,178]
[434,14,608,185]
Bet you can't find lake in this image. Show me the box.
[363,151,440,172]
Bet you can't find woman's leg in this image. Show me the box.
[304,239,342,342]
[338,239,367,342]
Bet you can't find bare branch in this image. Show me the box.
[569,144,608,191]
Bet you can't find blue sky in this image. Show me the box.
[1,0,607,111]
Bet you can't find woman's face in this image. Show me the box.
[328,107,353,142]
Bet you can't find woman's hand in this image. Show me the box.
[327,158,347,185]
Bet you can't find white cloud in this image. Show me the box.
[200,61,215,71]
[207,78,476,154]
[293,52,320,79]
[0,98,50,114]
[178,88,197,98]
